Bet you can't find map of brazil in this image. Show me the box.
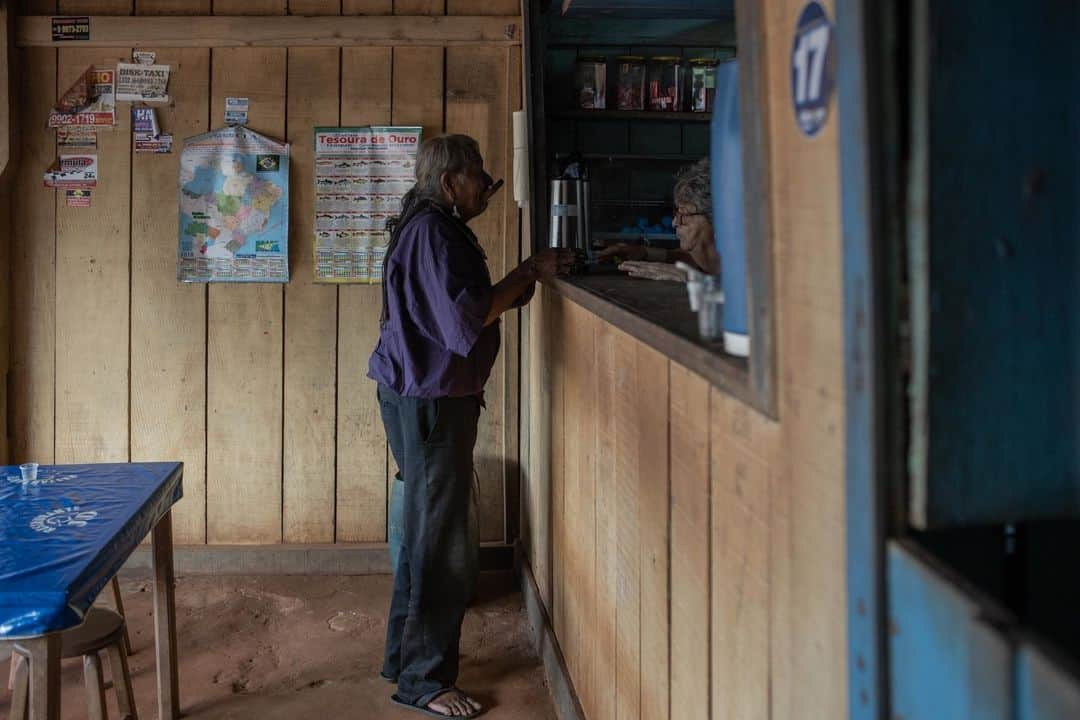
[177,126,290,282]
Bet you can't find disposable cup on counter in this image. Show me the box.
[676,261,705,311]
[20,462,39,483]
[686,279,704,311]
[697,290,725,341]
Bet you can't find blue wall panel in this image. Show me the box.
[1016,643,1080,720]
[888,542,1012,720]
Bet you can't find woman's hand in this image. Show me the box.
[595,243,647,263]
[526,248,576,280]
[617,260,688,282]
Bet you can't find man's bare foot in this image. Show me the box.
[427,689,482,717]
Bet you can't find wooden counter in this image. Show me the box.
[547,272,757,408]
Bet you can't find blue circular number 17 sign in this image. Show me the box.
[790,0,836,137]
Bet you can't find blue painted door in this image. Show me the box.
[906,0,1080,528]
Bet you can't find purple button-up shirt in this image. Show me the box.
[367,206,500,399]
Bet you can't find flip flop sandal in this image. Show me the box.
[390,690,481,719]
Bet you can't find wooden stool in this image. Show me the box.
[10,607,138,720]
[8,576,132,692]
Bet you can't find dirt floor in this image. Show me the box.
[1,571,555,720]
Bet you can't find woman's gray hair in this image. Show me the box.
[406,134,483,209]
[673,158,712,221]
[385,134,483,259]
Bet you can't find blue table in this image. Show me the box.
[0,462,183,720]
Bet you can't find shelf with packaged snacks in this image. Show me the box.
[555,152,699,163]
[551,109,712,123]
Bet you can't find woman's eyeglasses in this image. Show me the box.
[674,207,705,222]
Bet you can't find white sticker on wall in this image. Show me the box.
[225,96,249,126]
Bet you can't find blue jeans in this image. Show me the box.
[377,385,481,706]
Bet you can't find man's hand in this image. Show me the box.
[527,248,577,280]
[617,260,688,282]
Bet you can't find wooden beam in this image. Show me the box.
[0,2,11,468]
[736,0,778,419]
[15,15,522,46]
[0,2,11,176]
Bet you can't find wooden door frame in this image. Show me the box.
[0,1,13,466]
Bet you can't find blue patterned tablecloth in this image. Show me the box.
[0,462,182,638]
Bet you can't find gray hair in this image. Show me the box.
[673,158,712,222]
[406,134,483,209]
[384,134,483,260]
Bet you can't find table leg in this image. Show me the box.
[111,575,135,656]
[152,511,180,720]
[23,634,61,720]
[10,653,29,720]
[82,653,108,720]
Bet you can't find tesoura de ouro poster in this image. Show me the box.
[177,126,290,283]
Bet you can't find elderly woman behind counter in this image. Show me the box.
[368,134,574,718]
[597,158,720,281]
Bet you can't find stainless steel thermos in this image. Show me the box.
[549,178,590,251]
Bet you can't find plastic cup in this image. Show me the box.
[20,463,39,483]
[686,279,703,311]
[697,291,725,341]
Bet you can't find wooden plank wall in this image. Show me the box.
[0,0,12,465]
[0,174,9,465]
[10,1,57,470]
[8,0,523,546]
[519,0,848,717]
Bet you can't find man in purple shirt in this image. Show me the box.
[369,134,572,719]
[367,205,502,400]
